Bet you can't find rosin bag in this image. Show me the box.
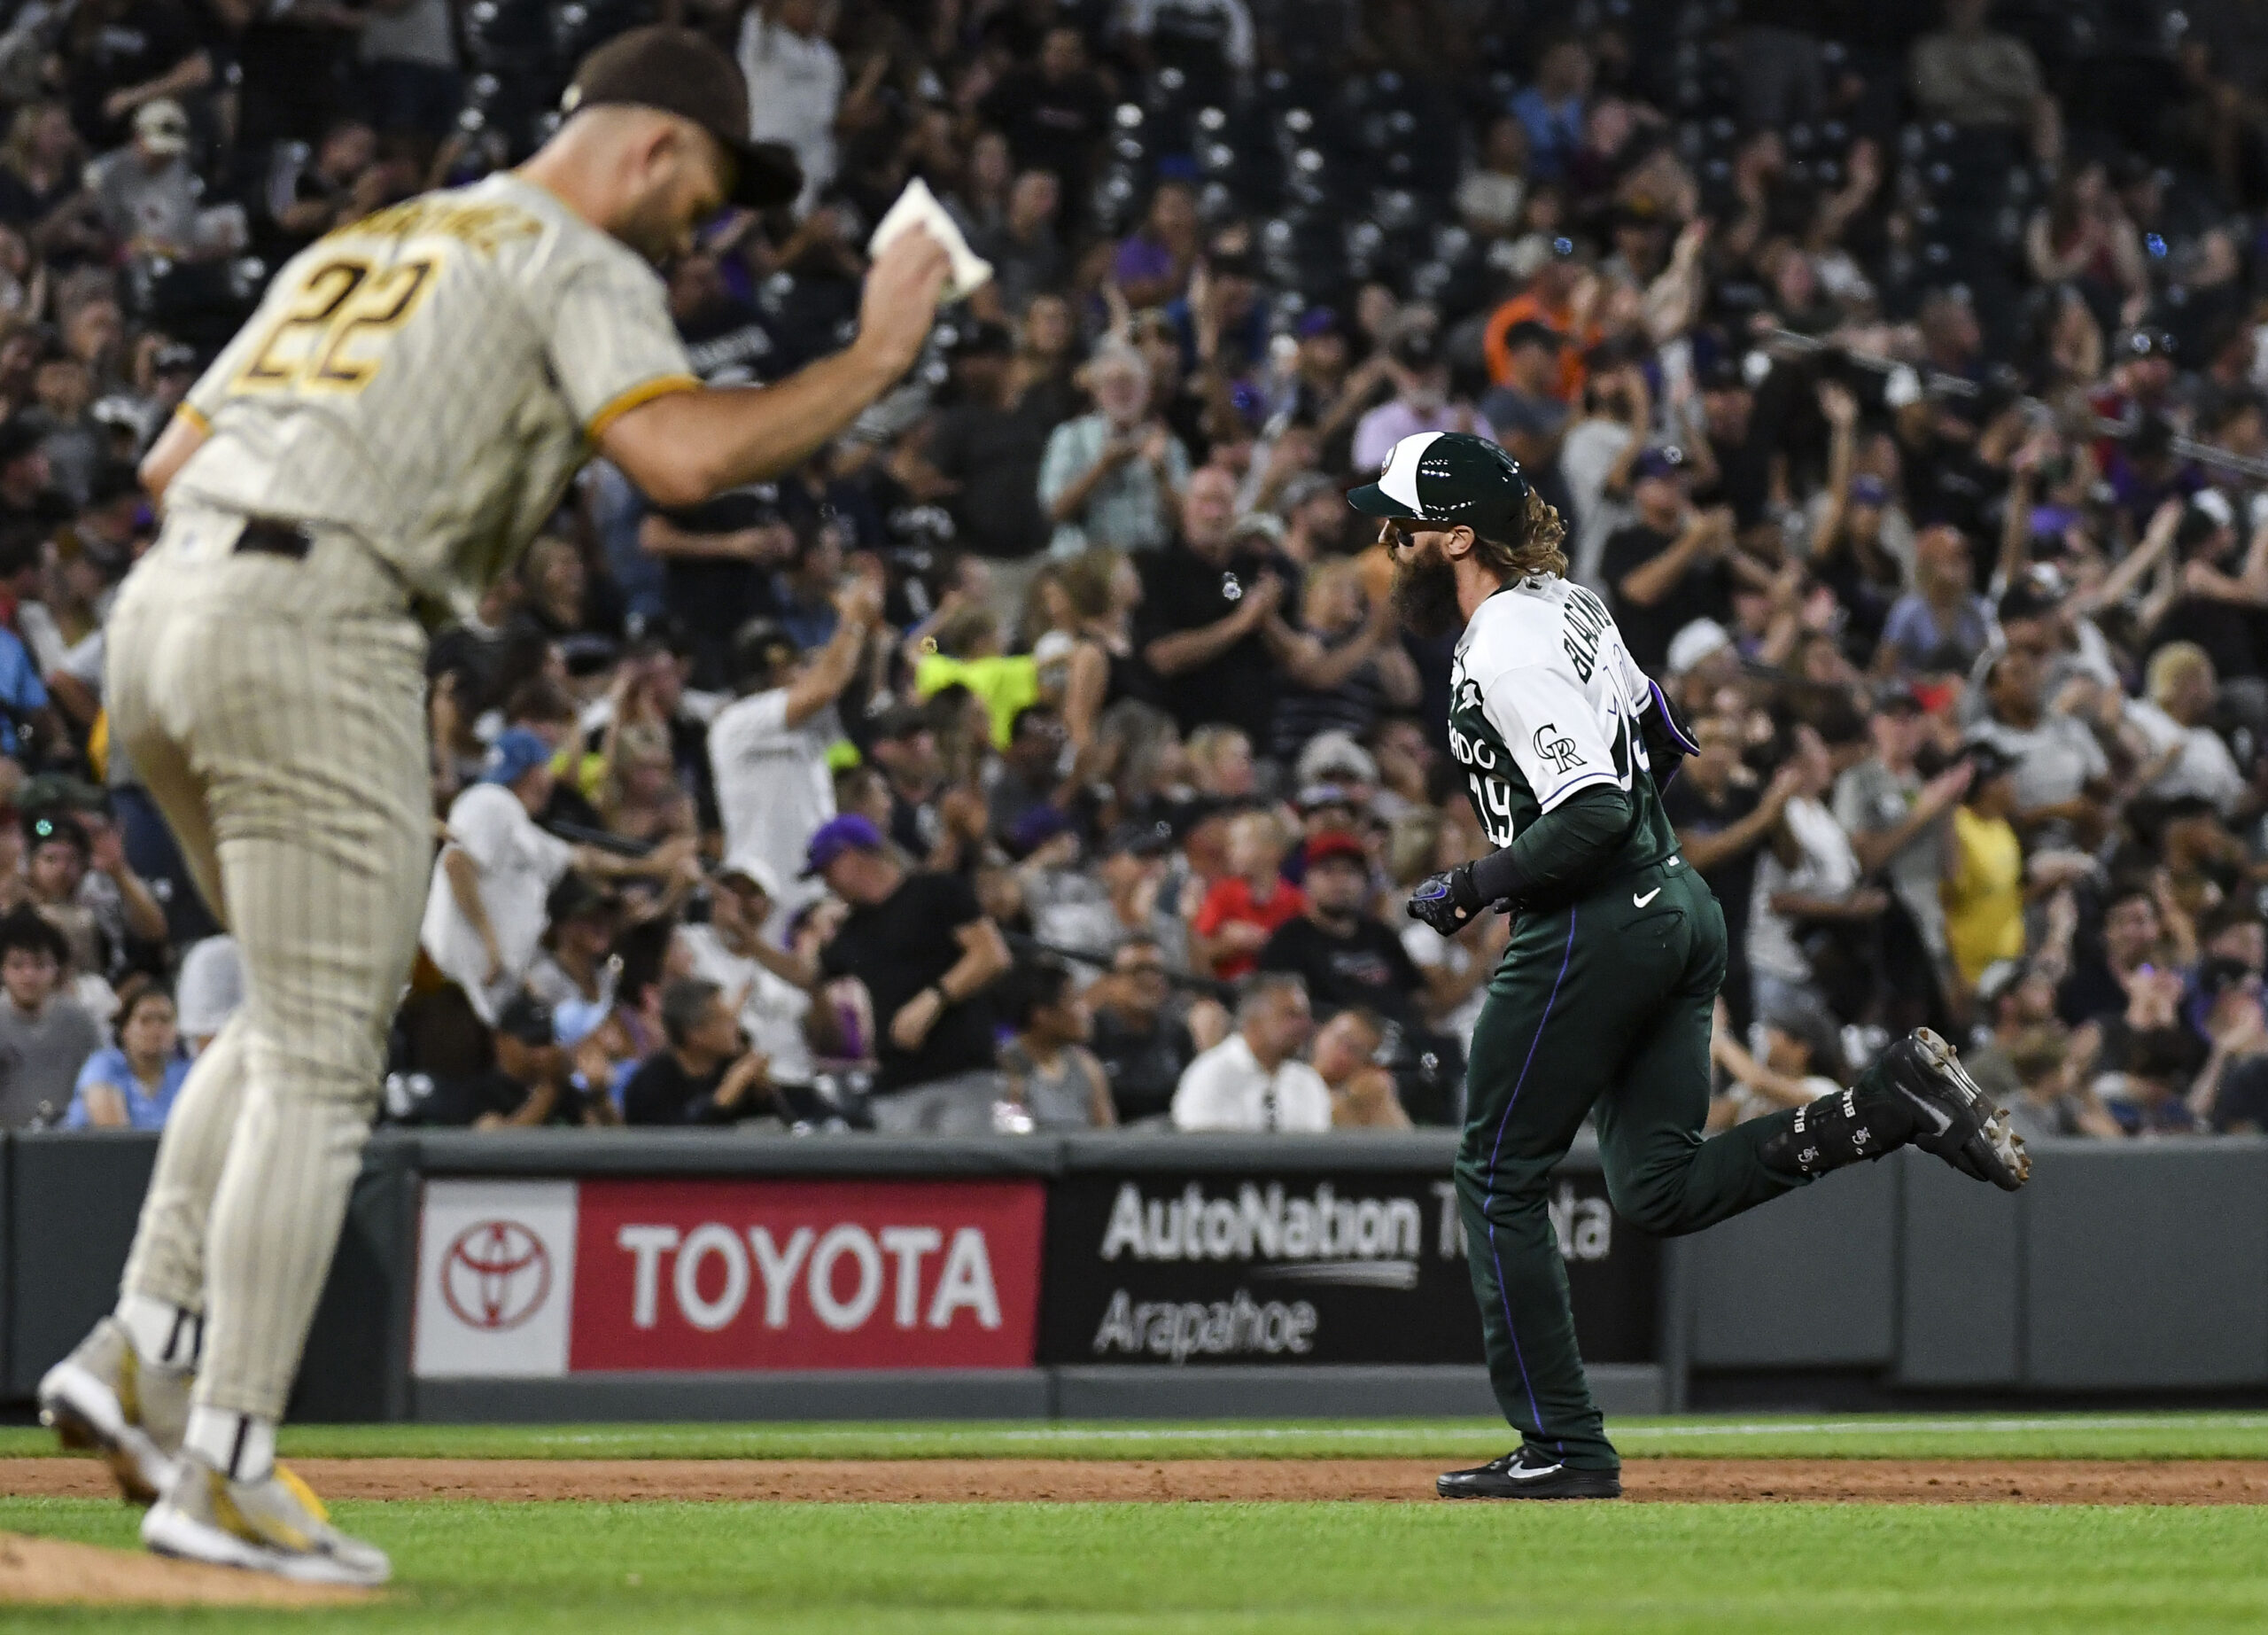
[867,177,993,303]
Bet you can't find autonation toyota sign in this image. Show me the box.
[1037,1169,1658,1367]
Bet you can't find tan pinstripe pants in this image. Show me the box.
[109,508,431,1420]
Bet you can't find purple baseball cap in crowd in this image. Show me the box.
[802,813,885,877]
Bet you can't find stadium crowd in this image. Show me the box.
[2,0,2268,1143]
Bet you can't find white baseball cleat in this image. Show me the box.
[143,1455,391,1587]
[37,1317,190,1505]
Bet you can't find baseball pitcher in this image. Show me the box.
[1356,432,2029,1500]
[37,26,952,1583]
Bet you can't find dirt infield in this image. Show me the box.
[9,1457,2268,1505]
[0,1531,375,1607]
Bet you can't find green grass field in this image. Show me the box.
[8,1409,2268,1462]
[6,1413,2268,1631]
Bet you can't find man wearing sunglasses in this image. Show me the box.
[1353,430,2030,1501]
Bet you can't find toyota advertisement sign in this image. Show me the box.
[412,1177,1045,1377]
[1036,1168,1659,1367]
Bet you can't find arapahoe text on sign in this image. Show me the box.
[1036,1168,1662,1369]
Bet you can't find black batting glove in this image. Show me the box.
[1408,866,1486,937]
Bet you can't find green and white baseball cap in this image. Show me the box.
[1348,431,1533,535]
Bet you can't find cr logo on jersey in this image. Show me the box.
[1533,723,1583,775]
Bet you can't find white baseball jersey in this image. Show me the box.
[1446,575,1676,865]
[172,173,697,619]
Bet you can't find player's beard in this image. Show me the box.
[1391,537,1464,638]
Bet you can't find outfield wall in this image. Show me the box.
[4,1130,2264,1420]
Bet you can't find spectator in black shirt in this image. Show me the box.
[972,169,1065,317]
[622,977,776,1126]
[1088,936,1227,1125]
[987,703,1068,845]
[670,246,786,385]
[1137,465,1301,743]
[2145,494,2264,685]
[911,320,1052,560]
[794,814,1013,1131]
[66,0,215,150]
[0,418,69,535]
[1259,832,1426,1024]
[256,117,378,261]
[1600,448,1738,674]
[2057,878,2177,1027]
[1662,714,1801,1032]
[0,103,89,238]
[1689,355,1775,526]
[421,994,614,1129]
[641,487,793,694]
[978,27,1110,222]
[866,702,948,862]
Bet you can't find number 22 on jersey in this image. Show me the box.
[232,254,440,397]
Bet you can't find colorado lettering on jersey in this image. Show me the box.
[1448,665,1518,845]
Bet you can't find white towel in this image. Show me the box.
[866,177,992,303]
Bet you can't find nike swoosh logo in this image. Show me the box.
[1505,1462,1565,1481]
[1633,888,1662,907]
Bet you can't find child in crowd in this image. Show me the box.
[1192,809,1303,980]
[998,958,1115,1129]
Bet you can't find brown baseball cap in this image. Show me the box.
[563,25,803,210]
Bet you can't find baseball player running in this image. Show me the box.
[36,27,951,1583]
[1358,432,2029,1501]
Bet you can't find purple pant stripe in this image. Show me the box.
[1481,907,1579,1455]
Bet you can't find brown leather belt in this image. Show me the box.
[235,518,312,560]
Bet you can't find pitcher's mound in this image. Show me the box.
[0,1531,377,1607]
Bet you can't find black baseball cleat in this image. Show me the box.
[1881,1028,2030,1192]
[1436,1448,1622,1500]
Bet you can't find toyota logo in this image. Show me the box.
[441,1219,552,1332]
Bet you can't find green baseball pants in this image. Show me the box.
[1456,856,1806,1471]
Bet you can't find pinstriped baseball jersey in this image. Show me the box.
[171,172,696,619]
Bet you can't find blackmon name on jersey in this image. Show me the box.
[1444,576,1679,881]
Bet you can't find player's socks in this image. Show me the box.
[115,1293,204,1370]
[1758,1063,1918,1180]
[183,1407,277,1483]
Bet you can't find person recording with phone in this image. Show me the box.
[1037,339,1190,557]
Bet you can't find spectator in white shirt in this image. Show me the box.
[1747,724,1886,1037]
[707,574,882,933]
[421,730,690,1024]
[2128,642,2245,816]
[1171,974,1332,1132]
[673,854,819,1085]
[738,0,843,212]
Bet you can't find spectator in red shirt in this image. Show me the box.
[1191,809,1304,979]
